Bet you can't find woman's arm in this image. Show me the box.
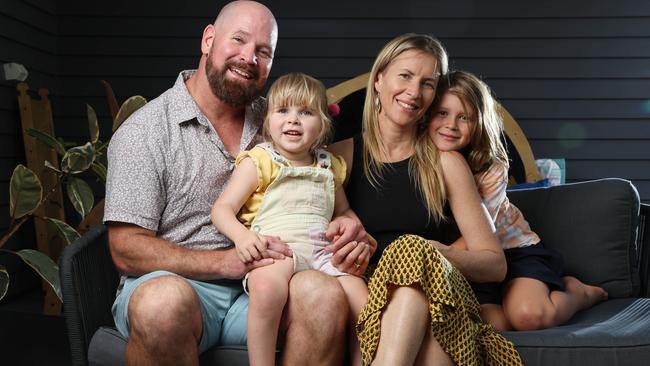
[434,151,506,283]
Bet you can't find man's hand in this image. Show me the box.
[264,235,293,259]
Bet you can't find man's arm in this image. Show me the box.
[108,222,292,280]
[108,222,272,280]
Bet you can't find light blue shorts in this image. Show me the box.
[111,270,249,353]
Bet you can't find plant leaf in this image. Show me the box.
[113,95,147,132]
[94,140,110,155]
[9,165,43,219]
[16,249,61,301]
[44,160,62,173]
[61,142,95,174]
[46,217,81,245]
[66,177,94,218]
[91,161,107,184]
[0,267,8,301]
[26,128,66,155]
[87,104,100,144]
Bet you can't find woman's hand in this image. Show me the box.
[331,240,372,276]
[325,216,377,276]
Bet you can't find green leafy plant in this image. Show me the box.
[0,96,146,302]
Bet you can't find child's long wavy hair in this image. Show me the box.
[434,70,509,175]
[263,73,332,152]
[363,33,449,222]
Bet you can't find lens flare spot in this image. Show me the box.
[642,100,650,114]
[557,122,586,149]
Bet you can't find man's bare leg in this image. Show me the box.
[280,270,348,366]
[125,275,203,366]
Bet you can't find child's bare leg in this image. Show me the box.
[337,275,368,366]
[246,258,295,366]
[480,304,511,331]
[503,277,607,331]
[562,276,608,309]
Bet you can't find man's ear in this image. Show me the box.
[201,24,215,55]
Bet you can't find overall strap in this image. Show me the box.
[313,148,332,169]
[257,142,290,167]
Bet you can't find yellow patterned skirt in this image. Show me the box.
[356,234,523,366]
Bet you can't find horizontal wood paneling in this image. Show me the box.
[56,16,650,38]
[55,37,650,59]
[504,100,650,119]
[0,0,58,259]
[3,0,648,204]
[0,0,57,34]
[529,140,648,160]
[567,160,650,180]
[56,0,650,18]
[516,120,650,140]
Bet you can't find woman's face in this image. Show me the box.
[374,50,438,130]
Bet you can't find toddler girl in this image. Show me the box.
[212,72,367,365]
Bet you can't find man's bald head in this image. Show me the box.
[214,1,278,52]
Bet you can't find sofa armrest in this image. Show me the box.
[639,204,650,297]
[60,224,119,366]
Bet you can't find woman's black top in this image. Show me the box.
[345,134,445,264]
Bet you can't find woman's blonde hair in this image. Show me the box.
[263,73,332,151]
[363,33,449,222]
[435,71,509,175]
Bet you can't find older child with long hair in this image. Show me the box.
[212,73,367,366]
[429,70,608,331]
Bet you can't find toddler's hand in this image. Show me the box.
[234,231,269,263]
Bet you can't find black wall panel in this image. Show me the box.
[1,0,649,213]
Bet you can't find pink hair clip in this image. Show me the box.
[328,103,340,118]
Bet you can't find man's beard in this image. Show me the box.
[205,56,263,108]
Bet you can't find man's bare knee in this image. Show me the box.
[281,271,348,365]
[289,270,348,315]
[128,275,202,343]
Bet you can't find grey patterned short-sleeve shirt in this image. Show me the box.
[104,70,265,250]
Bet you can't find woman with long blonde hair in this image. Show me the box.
[329,34,523,365]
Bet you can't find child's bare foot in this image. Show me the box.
[563,276,608,309]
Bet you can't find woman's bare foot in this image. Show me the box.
[563,276,608,309]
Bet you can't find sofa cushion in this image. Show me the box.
[507,178,641,298]
[503,298,650,365]
[88,326,251,366]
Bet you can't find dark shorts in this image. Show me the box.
[471,242,565,304]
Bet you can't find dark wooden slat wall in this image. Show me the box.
[2,0,649,212]
[0,0,57,235]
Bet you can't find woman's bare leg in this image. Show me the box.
[338,275,369,366]
[372,285,452,366]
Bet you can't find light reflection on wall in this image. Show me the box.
[642,100,650,114]
[557,122,586,149]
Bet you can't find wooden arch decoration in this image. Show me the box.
[325,73,543,184]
